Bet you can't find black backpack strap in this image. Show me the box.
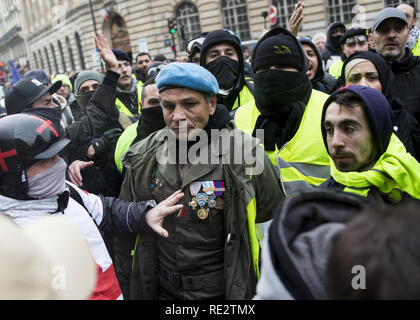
[66,183,91,217]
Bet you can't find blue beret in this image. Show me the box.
[156,62,219,94]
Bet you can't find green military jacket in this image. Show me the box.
[118,121,283,300]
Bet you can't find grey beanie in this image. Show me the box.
[74,70,103,94]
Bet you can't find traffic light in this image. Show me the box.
[167,18,177,34]
[171,45,175,51]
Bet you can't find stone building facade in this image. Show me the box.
[1,0,419,75]
[0,0,28,67]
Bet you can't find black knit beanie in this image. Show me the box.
[112,49,131,63]
[253,33,303,72]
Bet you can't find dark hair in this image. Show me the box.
[327,202,420,299]
[140,74,157,103]
[154,54,167,62]
[136,52,151,62]
[327,90,365,110]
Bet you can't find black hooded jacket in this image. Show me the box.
[390,48,420,124]
[321,22,346,65]
[200,30,251,111]
[299,38,337,93]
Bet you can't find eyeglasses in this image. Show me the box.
[345,35,368,47]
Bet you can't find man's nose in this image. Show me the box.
[172,105,187,121]
[330,131,345,150]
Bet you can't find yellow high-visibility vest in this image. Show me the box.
[115,81,143,117]
[235,89,331,195]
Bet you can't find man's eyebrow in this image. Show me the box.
[339,119,362,127]
[324,119,361,126]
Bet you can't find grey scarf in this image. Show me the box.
[27,158,68,200]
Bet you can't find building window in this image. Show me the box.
[175,2,202,51]
[38,49,45,70]
[75,32,86,70]
[273,0,299,28]
[221,0,251,41]
[51,43,59,74]
[326,0,356,24]
[66,36,76,71]
[33,52,39,69]
[44,47,52,75]
[58,40,67,72]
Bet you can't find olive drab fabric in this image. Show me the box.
[235,89,331,196]
[118,122,282,299]
[115,81,143,118]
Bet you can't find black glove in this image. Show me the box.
[91,128,123,156]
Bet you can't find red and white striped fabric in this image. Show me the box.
[66,183,122,300]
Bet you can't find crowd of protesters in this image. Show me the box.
[1,2,420,300]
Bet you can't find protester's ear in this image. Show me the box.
[209,95,217,116]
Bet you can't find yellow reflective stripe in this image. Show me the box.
[281,167,327,186]
[246,197,260,279]
[115,98,134,118]
[131,234,140,271]
[115,81,143,117]
[114,121,139,173]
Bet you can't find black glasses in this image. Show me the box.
[345,35,368,47]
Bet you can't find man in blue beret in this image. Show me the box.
[116,62,283,300]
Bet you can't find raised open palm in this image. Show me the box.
[94,33,118,72]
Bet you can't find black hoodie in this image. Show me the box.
[321,22,346,65]
[390,48,420,124]
[200,30,248,111]
[299,38,337,93]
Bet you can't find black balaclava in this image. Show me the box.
[135,106,166,143]
[251,27,312,151]
[200,30,245,111]
[326,22,346,54]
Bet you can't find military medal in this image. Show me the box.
[196,192,209,219]
[188,199,198,210]
[214,181,225,210]
[197,207,209,220]
[189,182,202,211]
[208,199,217,208]
[215,197,224,210]
[202,181,216,209]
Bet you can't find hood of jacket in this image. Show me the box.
[299,38,325,83]
[325,22,346,55]
[200,30,245,101]
[257,189,371,299]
